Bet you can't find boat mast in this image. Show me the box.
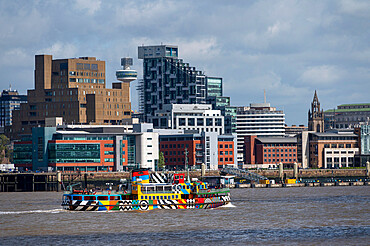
[185,147,190,182]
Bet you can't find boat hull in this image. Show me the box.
[62,195,231,211]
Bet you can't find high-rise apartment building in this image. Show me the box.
[0,88,27,132]
[10,55,134,140]
[138,45,229,121]
[236,103,285,163]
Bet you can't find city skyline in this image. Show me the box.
[0,0,369,125]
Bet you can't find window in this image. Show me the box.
[197,118,204,126]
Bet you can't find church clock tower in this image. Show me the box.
[308,90,324,132]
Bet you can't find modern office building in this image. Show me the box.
[244,135,298,168]
[149,104,225,135]
[308,130,359,168]
[0,88,27,133]
[205,77,222,98]
[324,103,370,130]
[13,123,158,172]
[159,132,237,170]
[207,96,237,134]
[10,55,135,140]
[236,103,285,163]
[355,125,370,166]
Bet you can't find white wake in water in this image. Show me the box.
[221,202,236,208]
[0,209,64,215]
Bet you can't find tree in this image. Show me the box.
[158,151,165,171]
[0,134,11,163]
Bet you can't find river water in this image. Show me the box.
[0,186,369,245]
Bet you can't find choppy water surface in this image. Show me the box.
[0,186,369,245]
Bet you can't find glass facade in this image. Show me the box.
[206,77,222,98]
[13,143,32,165]
[48,143,100,163]
[126,135,136,168]
[361,125,370,154]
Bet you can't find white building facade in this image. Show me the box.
[236,103,285,163]
[148,104,225,135]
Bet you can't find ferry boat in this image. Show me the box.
[61,169,231,211]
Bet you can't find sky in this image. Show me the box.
[0,0,369,125]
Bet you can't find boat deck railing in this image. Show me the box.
[197,188,230,194]
[221,167,268,182]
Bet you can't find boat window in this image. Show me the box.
[73,196,82,201]
[160,196,163,199]
[163,196,166,199]
[172,195,174,199]
[164,186,172,191]
[176,195,178,198]
[146,186,155,192]
[97,196,108,200]
[110,196,120,200]
[84,196,95,201]
[149,196,151,200]
[156,196,159,200]
[145,196,148,199]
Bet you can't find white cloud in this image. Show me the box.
[339,0,370,16]
[299,65,344,85]
[267,21,291,36]
[179,38,221,61]
[74,0,101,15]
[37,42,78,59]
[0,48,32,66]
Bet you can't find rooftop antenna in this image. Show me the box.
[264,89,266,103]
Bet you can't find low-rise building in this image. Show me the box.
[308,131,359,168]
[13,124,159,172]
[285,125,308,137]
[244,135,298,168]
[159,132,237,170]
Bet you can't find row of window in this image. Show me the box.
[219,144,232,149]
[263,144,296,147]
[142,195,179,200]
[219,151,233,155]
[264,149,296,152]
[161,144,190,149]
[324,144,352,148]
[264,154,296,157]
[220,157,233,162]
[69,78,105,84]
[264,158,296,163]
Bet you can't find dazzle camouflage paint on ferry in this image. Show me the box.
[62,169,231,211]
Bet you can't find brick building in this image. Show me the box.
[10,55,133,140]
[159,132,237,170]
[244,135,298,168]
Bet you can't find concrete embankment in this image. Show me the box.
[0,169,368,192]
[234,181,370,189]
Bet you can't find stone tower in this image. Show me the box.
[308,90,324,132]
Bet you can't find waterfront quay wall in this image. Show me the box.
[0,170,220,192]
[256,169,367,179]
[0,169,368,192]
